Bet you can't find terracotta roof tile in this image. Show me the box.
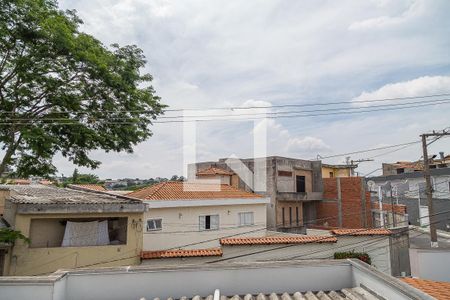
[331,228,392,236]
[402,278,450,300]
[220,235,337,245]
[127,181,262,200]
[196,166,234,176]
[141,248,223,259]
[71,184,107,192]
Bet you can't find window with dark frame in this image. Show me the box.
[146,218,162,231]
[296,175,306,193]
[199,215,219,231]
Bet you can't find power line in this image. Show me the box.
[2,93,449,115]
[4,97,447,121]
[1,98,450,125]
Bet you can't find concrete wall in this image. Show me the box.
[218,235,392,275]
[410,248,450,281]
[190,157,323,231]
[6,212,143,276]
[0,260,432,300]
[321,167,352,178]
[383,196,450,231]
[143,204,267,250]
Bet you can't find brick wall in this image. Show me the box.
[315,177,372,229]
[372,202,407,215]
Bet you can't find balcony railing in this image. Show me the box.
[276,191,323,201]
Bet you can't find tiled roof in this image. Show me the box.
[196,166,234,176]
[220,235,337,245]
[402,278,450,300]
[0,184,142,205]
[141,248,222,259]
[144,287,377,300]
[70,184,107,192]
[331,228,392,236]
[127,181,262,200]
[39,179,53,185]
[6,179,31,185]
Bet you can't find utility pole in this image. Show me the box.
[421,130,450,248]
[389,183,397,228]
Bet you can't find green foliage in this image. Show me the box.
[0,228,30,244]
[334,251,371,265]
[0,0,165,177]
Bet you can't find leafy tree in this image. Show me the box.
[0,0,165,177]
[0,228,30,244]
[71,168,79,183]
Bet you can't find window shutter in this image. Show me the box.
[199,216,205,231]
[211,215,219,230]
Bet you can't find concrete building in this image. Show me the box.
[367,167,450,231]
[191,157,323,233]
[321,164,357,178]
[382,152,449,176]
[126,181,270,252]
[0,185,145,276]
[0,259,435,300]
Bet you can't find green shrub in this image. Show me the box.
[0,228,30,245]
[334,250,371,265]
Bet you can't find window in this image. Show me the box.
[29,217,128,248]
[282,208,285,226]
[296,175,306,193]
[199,215,219,231]
[146,218,162,231]
[278,170,293,177]
[238,212,254,226]
[329,172,334,178]
[296,207,299,225]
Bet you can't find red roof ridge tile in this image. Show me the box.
[330,228,392,236]
[220,235,337,245]
[141,248,223,259]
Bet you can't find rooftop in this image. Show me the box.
[141,248,223,259]
[127,181,263,200]
[196,166,234,176]
[0,260,433,300]
[331,229,392,236]
[402,278,450,300]
[220,235,337,245]
[0,184,144,214]
[69,184,107,192]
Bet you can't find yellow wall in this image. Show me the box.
[321,166,352,178]
[7,212,143,276]
[143,204,267,250]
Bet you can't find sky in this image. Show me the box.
[54,0,450,179]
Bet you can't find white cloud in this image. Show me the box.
[287,136,330,153]
[352,76,450,106]
[43,0,450,179]
[349,0,423,30]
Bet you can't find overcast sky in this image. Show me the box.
[55,0,450,179]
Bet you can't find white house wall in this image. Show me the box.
[219,236,391,274]
[143,204,267,250]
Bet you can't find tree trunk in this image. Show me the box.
[0,135,21,177]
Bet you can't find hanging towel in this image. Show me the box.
[62,221,99,247]
[97,220,110,246]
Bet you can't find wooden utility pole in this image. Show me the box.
[421,130,450,248]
